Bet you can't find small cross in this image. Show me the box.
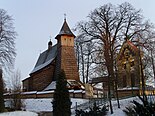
[49,35,52,41]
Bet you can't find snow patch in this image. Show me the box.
[74,90,83,93]
[37,91,54,94]
[21,91,37,95]
[0,111,38,116]
[4,98,89,112]
[118,87,139,90]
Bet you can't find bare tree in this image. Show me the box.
[75,38,86,83]
[0,8,16,112]
[0,9,16,73]
[75,36,100,83]
[75,2,154,114]
[143,39,155,86]
[10,70,21,92]
[10,70,24,110]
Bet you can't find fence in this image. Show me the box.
[73,97,108,111]
[4,90,86,99]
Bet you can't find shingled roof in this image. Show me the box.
[55,19,75,39]
[31,44,57,74]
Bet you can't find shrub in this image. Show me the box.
[123,96,155,116]
[75,102,108,116]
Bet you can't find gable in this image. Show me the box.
[117,40,139,61]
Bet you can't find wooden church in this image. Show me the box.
[116,39,143,96]
[22,19,84,92]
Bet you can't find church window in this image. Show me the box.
[124,49,130,58]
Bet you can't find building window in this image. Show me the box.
[130,61,134,67]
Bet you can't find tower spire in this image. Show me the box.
[64,13,66,21]
[48,35,52,49]
[55,17,75,39]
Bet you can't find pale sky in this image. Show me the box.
[0,0,155,80]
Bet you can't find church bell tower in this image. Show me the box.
[54,19,80,81]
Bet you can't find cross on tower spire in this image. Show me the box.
[49,35,52,41]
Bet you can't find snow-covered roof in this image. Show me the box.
[21,91,37,95]
[117,87,139,90]
[44,80,85,91]
[31,44,57,74]
[69,90,74,92]
[44,81,56,91]
[37,90,54,94]
[74,90,83,93]
[67,80,85,89]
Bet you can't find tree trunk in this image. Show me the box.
[80,44,85,84]
[104,42,113,114]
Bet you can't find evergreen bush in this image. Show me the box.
[52,70,71,116]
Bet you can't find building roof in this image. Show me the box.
[55,19,75,39]
[44,81,56,91]
[117,40,139,60]
[44,79,85,91]
[126,40,139,51]
[30,44,57,74]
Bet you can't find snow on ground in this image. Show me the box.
[0,111,38,116]
[5,97,141,116]
[24,99,52,112]
[5,98,89,112]
[71,98,89,108]
[107,97,140,116]
[112,97,140,110]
